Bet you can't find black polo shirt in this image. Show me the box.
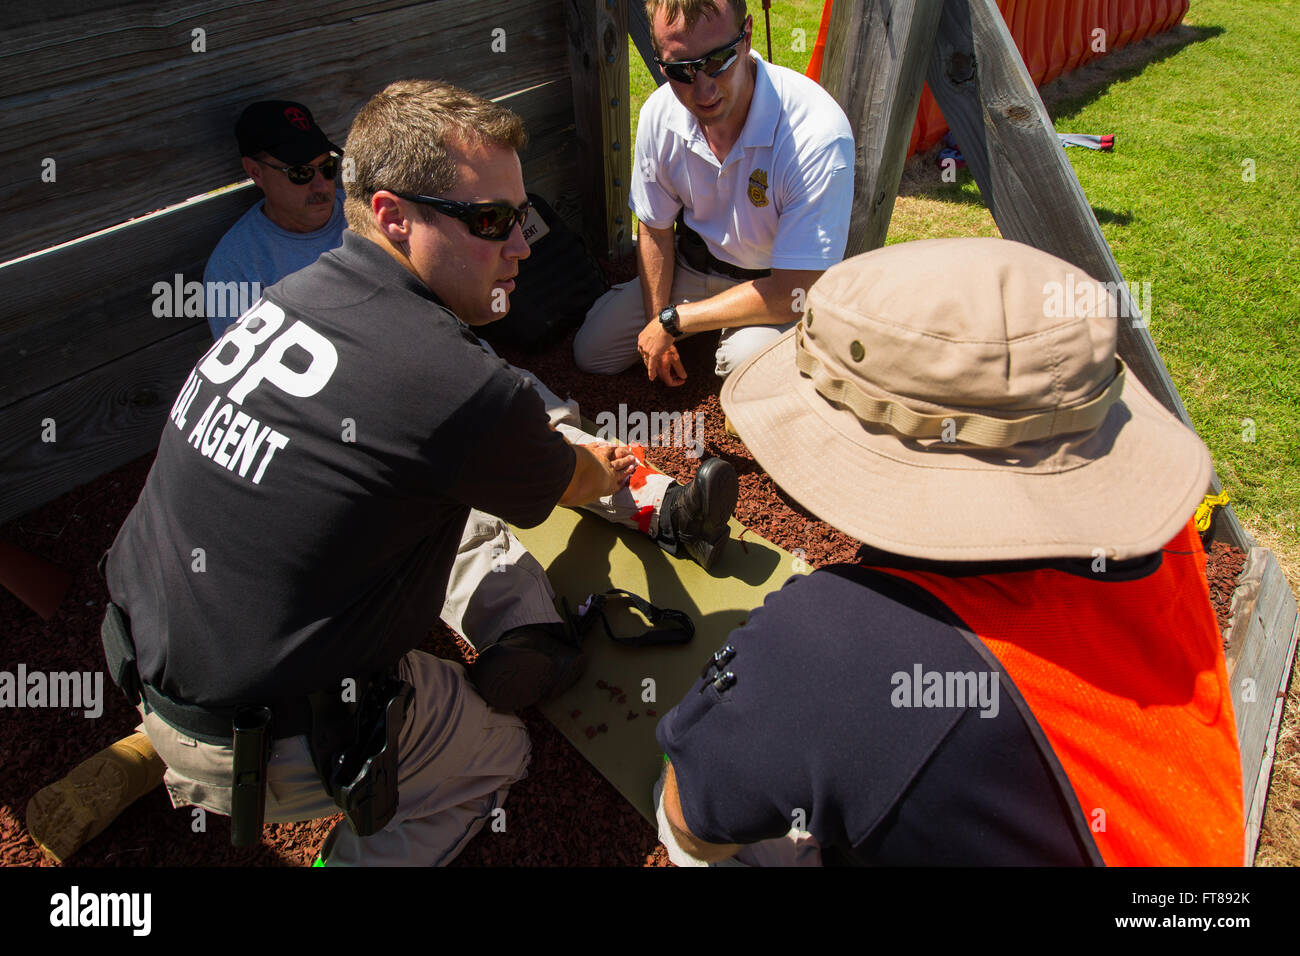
[107,230,575,708]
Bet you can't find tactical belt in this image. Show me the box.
[100,595,408,842]
[675,214,772,282]
[101,599,315,746]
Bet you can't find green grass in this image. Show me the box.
[1018,0,1300,564]
[628,0,1300,569]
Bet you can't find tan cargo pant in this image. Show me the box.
[572,253,797,379]
[139,650,529,866]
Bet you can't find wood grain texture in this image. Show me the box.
[1226,548,1300,854]
[0,326,210,526]
[0,187,253,409]
[0,0,568,263]
[565,0,632,259]
[926,0,1252,551]
[821,0,944,256]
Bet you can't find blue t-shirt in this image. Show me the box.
[202,189,347,338]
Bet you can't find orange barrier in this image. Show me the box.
[806,0,1188,156]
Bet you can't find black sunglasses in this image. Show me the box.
[391,192,531,241]
[654,17,750,84]
[255,154,340,185]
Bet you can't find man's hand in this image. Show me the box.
[558,442,637,506]
[637,319,688,386]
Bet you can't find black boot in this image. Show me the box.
[655,457,738,572]
[469,622,586,711]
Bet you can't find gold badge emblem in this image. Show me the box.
[747,168,769,208]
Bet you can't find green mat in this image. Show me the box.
[512,506,802,822]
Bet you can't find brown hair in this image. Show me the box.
[646,0,747,51]
[342,79,527,232]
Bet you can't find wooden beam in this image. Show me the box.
[565,0,633,259]
[1226,547,1300,861]
[820,0,945,256]
[924,0,1252,552]
[0,0,569,263]
[0,325,210,527]
[628,0,667,85]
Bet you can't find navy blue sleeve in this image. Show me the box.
[657,567,969,849]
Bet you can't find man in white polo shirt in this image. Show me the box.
[573,0,853,386]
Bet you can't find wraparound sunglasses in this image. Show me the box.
[390,192,532,241]
[654,17,750,84]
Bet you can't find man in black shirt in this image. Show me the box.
[103,80,636,866]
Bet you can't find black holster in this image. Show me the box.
[307,671,412,838]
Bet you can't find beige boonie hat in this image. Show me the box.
[721,238,1211,562]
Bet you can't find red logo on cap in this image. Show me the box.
[283,107,309,130]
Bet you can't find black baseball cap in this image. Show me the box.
[235,101,342,164]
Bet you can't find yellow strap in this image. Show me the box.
[1194,491,1231,532]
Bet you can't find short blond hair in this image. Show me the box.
[342,79,527,232]
[646,0,747,52]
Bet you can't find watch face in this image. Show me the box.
[659,306,680,336]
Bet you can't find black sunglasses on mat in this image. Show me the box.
[391,192,531,241]
[654,17,750,84]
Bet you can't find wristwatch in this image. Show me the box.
[658,305,683,338]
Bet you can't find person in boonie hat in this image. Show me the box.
[652,238,1243,867]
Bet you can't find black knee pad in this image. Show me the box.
[469,623,586,711]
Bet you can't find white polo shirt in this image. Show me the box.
[630,52,854,271]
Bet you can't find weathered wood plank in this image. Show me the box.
[1226,547,1300,848]
[1243,612,1299,862]
[565,0,633,259]
[0,327,210,526]
[925,0,1252,552]
[0,0,400,98]
[0,188,253,410]
[0,0,568,263]
[0,78,578,411]
[820,0,944,256]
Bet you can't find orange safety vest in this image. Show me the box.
[871,520,1243,866]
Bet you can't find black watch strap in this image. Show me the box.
[658,305,683,338]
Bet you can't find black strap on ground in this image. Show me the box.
[566,589,695,647]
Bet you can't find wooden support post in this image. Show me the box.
[820,0,945,256]
[1226,547,1300,861]
[628,0,666,86]
[565,0,633,259]
[924,0,1252,551]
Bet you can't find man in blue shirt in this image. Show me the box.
[203,101,347,338]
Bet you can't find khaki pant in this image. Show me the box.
[140,650,529,866]
[440,355,672,650]
[573,253,797,378]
